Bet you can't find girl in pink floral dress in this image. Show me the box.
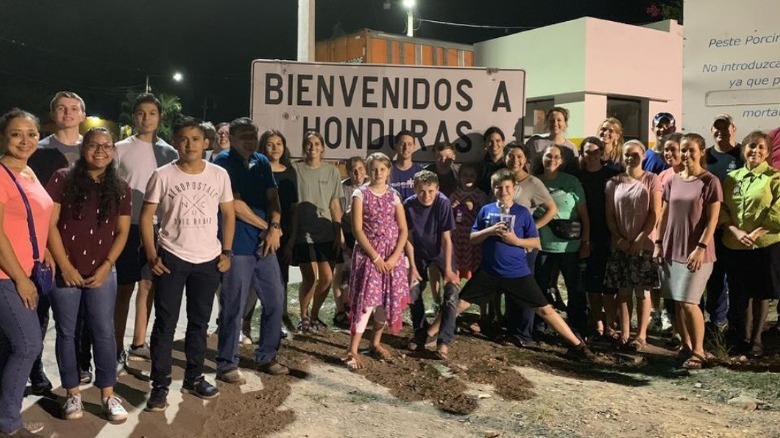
[344,152,410,370]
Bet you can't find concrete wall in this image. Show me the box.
[474,17,683,144]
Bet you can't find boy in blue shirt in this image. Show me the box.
[403,170,460,350]
[436,169,594,361]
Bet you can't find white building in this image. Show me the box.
[475,17,683,146]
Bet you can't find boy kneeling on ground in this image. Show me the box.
[436,169,595,361]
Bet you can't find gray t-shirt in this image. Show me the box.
[292,161,342,244]
[39,134,81,165]
[513,174,552,211]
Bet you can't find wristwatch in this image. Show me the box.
[221,249,234,258]
[270,221,281,230]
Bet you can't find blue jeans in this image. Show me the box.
[217,254,284,371]
[535,251,588,337]
[150,251,221,388]
[49,272,117,390]
[408,255,448,333]
[707,233,730,326]
[505,249,539,343]
[0,280,43,434]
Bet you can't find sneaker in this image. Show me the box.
[216,368,247,385]
[565,343,597,362]
[23,421,45,434]
[62,393,83,420]
[127,343,151,361]
[257,359,290,376]
[648,312,662,334]
[181,377,220,399]
[660,310,673,332]
[407,333,437,351]
[102,395,128,421]
[29,373,53,396]
[116,350,128,377]
[280,325,289,339]
[239,332,253,346]
[145,386,169,412]
[6,423,44,437]
[79,368,93,384]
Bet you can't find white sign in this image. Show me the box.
[250,60,525,161]
[683,0,780,137]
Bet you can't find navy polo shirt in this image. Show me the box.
[213,148,277,255]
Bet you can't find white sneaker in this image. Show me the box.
[240,332,253,345]
[62,393,83,420]
[660,310,673,332]
[117,350,128,377]
[103,395,128,421]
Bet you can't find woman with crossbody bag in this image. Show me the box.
[0,109,54,438]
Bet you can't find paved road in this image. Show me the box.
[20,268,302,437]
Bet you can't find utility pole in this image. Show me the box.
[298,0,315,61]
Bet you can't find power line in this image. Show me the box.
[417,17,536,30]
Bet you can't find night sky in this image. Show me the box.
[0,0,667,125]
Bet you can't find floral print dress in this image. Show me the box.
[349,185,410,334]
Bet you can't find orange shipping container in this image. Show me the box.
[315,29,474,66]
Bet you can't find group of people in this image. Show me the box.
[0,89,779,437]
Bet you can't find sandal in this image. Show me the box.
[342,353,363,371]
[312,318,329,332]
[682,352,706,370]
[627,337,647,352]
[369,344,393,362]
[296,317,312,333]
[435,345,449,361]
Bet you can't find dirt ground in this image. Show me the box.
[24,287,780,438]
[197,312,780,438]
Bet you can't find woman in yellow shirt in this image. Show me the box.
[719,131,780,358]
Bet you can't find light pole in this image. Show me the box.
[402,0,415,37]
[145,72,184,93]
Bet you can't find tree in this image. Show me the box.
[646,0,683,23]
[118,92,182,142]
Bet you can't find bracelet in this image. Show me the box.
[105,257,115,267]
[372,254,381,263]
[696,242,707,249]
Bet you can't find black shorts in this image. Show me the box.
[459,270,549,309]
[293,242,341,264]
[116,224,152,285]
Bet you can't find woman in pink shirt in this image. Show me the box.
[655,133,722,369]
[604,140,662,350]
[0,109,54,437]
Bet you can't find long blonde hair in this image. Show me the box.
[598,117,625,164]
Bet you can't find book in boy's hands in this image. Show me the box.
[485,212,516,230]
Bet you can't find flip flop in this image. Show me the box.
[682,352,706,370]
[342,353,363,371]
[627,337,647,352]
[369,344,393,362]
[435,346,449,361]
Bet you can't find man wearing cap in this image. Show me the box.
[705,113,743,335]
[642,112,676,174]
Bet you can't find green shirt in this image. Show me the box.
[719,161,780,249]
[537,172,586,253]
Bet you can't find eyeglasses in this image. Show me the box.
[84,143,114,152]
[217,132,230,137]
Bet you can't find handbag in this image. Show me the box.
[547,219,582,241]
[0,163,54,295]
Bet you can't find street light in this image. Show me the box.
[402,0,415,37]
[145,72,184,93]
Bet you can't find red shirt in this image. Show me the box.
[46,169,132,277]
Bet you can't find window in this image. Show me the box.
[606,97,641,141]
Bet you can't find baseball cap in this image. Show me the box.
[653,112,675,127]
[712,113,734,127]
